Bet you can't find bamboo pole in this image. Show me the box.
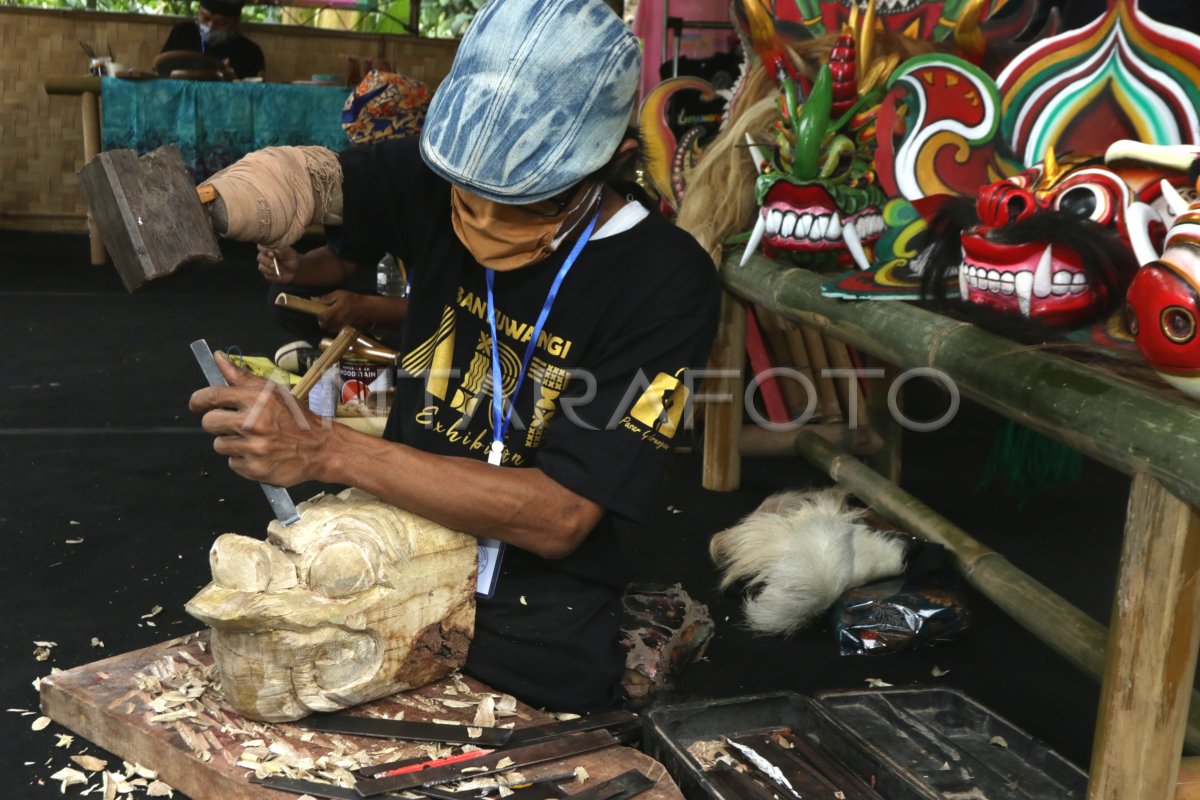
[864,361,902,484]
[80,90,106,267]
[702,291,746,491]
[823,336,867,431]
[722,252,1200,510]
[1088,473,1200,800]
[798,326,843,422]
[789,430,1200,754]
[739,424,882,457]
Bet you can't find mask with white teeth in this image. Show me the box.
[919,151,1157,328]
[740,41,888,272]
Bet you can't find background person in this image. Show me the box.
[161,0,265,79]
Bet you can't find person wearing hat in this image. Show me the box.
[191,0,718,711]
[161,0,265,79]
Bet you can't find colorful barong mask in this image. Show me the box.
[741,31,887,271]
[921,152,1164,327]
[1116,144,1200,398]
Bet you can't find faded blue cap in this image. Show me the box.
[419,0,641,204]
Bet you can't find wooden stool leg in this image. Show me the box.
[81,90,107,266]
[1087,473,1200,800]
[702,291,745,492]
[864,361,902,484]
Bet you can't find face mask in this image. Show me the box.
[200,22,234,46]
[450,183,602,272]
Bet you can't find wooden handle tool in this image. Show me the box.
[274,292,330,316]
[292,326,358,402]
[319,333,401,365]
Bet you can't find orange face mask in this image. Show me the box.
[450,182,601,272]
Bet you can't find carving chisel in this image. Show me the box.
[190,338,301,525]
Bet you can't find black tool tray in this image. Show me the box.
[645,689,1086,800]
[814,687,1086,799]
[644,691,928,800]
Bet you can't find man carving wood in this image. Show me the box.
[190,0,719,713]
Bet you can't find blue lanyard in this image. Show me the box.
[485,205,601,466]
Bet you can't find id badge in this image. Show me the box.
[476,537,505,599]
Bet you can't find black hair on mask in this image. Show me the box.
[1189,157,1200,187]
[918,204,1139,340]
[918,195,978,308]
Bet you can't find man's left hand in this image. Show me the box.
[188,352,331,486]
[314,290,377,332]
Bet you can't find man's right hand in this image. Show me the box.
[257,245,301,284]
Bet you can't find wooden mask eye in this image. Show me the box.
[1161,305,1197,344]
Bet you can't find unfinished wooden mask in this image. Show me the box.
[186,489,477,722]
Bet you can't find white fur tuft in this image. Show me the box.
[710,489,907,636]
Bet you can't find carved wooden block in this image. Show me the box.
[186,488,477,722]
[77,145,222,291]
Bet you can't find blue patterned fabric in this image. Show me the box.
[100,78,350,181]
[419,0,641,204]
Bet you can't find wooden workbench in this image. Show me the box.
[717,252,1200,800]
[39,632,682,800]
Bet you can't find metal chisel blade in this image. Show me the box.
[299,714,514,746]
[190,338,301,526]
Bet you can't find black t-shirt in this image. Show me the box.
[331,136,719,711]
[161,21,265,79]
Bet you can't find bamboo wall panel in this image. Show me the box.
[0,7,457,232]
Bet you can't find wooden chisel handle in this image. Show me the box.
[292,326,358,402]
[275,292,329,316]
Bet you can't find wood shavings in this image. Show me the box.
[439,699,476,709]
[124,762,158,780]
[687,739,735,769]
[141,606,163,619]
[102,771,119,800]
[865,678,893,688]
[432,718,462,726]
[6,707,35,714]
[494,695,518,717]
[574,767,590,783]
[146,781,174,797]
[460,766,489,773]
[32,715,51,731]
[54,733,74,748]
[50,766,88,792]
[931,666,950,677]
[474,695,496,728]
[519,596,527,605]
[91,638,105,648]
[467,727,483,738]
[69,755,107,773]
[553,712,581,721]
[148,709,197,723]
[498,787,514,798]
[451,673,472,694]
[495,757,514,769]
[34,641,57,661]
[990,736,1009,748]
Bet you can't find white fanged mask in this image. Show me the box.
[186,489,477,722]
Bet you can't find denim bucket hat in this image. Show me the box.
[419,0,641,204]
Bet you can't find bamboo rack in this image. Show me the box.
[722,252,1200,509]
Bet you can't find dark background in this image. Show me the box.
[0,229,1134,796]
